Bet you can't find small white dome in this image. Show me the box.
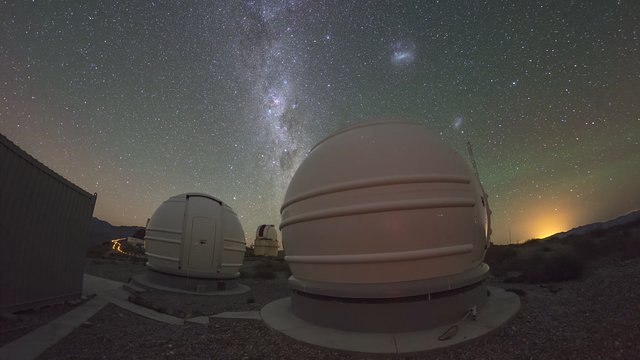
[254,225,279,257]
[281,121,490,290]
[256,224,278,241]
[145,193,246,279]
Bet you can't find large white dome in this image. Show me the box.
[281,121,490,291]
[262,121,518,345]
[145,193,246,279]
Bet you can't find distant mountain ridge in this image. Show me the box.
[86,212,640,248]
[87,217,143,247]
[553,210,640,239]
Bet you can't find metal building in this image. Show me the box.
[0,133,97,313]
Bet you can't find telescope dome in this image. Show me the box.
[279,121,493,332]
[254,225,279,257]
[282,121,490,288]
[263,122,519,353]
[144,193,246,279]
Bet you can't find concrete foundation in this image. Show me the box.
[288,263,490,333]
[132,269,250,296]
[261,286,520,354]
[291,281,488,333]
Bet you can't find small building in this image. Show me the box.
[254,224,279,257]
[0,133,96,313]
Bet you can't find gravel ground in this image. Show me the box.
[0,302,82,348]
[33,257,640,359]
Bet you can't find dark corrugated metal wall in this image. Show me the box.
[0,133,97,312]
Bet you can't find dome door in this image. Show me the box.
[184,195,220,271]
[187,217,215,269]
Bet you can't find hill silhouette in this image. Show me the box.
[553,210,640,239]
[87,217,143,247]
[487,210,640,283]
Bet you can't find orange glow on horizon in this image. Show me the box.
[533,225,566,239]
[528,211,572,240]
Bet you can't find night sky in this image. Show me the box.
[1,1,638,244]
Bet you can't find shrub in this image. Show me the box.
[489,220,639,283]
[617,231,640,260]
[489,243,586,283]
[521,251,586,283]
[568,235,602,260]
[485,245,518,276]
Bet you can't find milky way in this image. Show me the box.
[1,1,638,243]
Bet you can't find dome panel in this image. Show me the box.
[283,122,472,210]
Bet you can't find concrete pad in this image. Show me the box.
[84,276,189,326]
[0,275,126,359]
[82,273,124,296]
[261,298,398,353]
[0,273,216,360]
[132,273,251,296]
[394,287,520,354]
[211,311,261,320]
[109,298,184,325]
[186,316,210,325]
[0,296,110,360]
[101,287,132,302]
[123,282,147,294]
[261,287,520,354]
